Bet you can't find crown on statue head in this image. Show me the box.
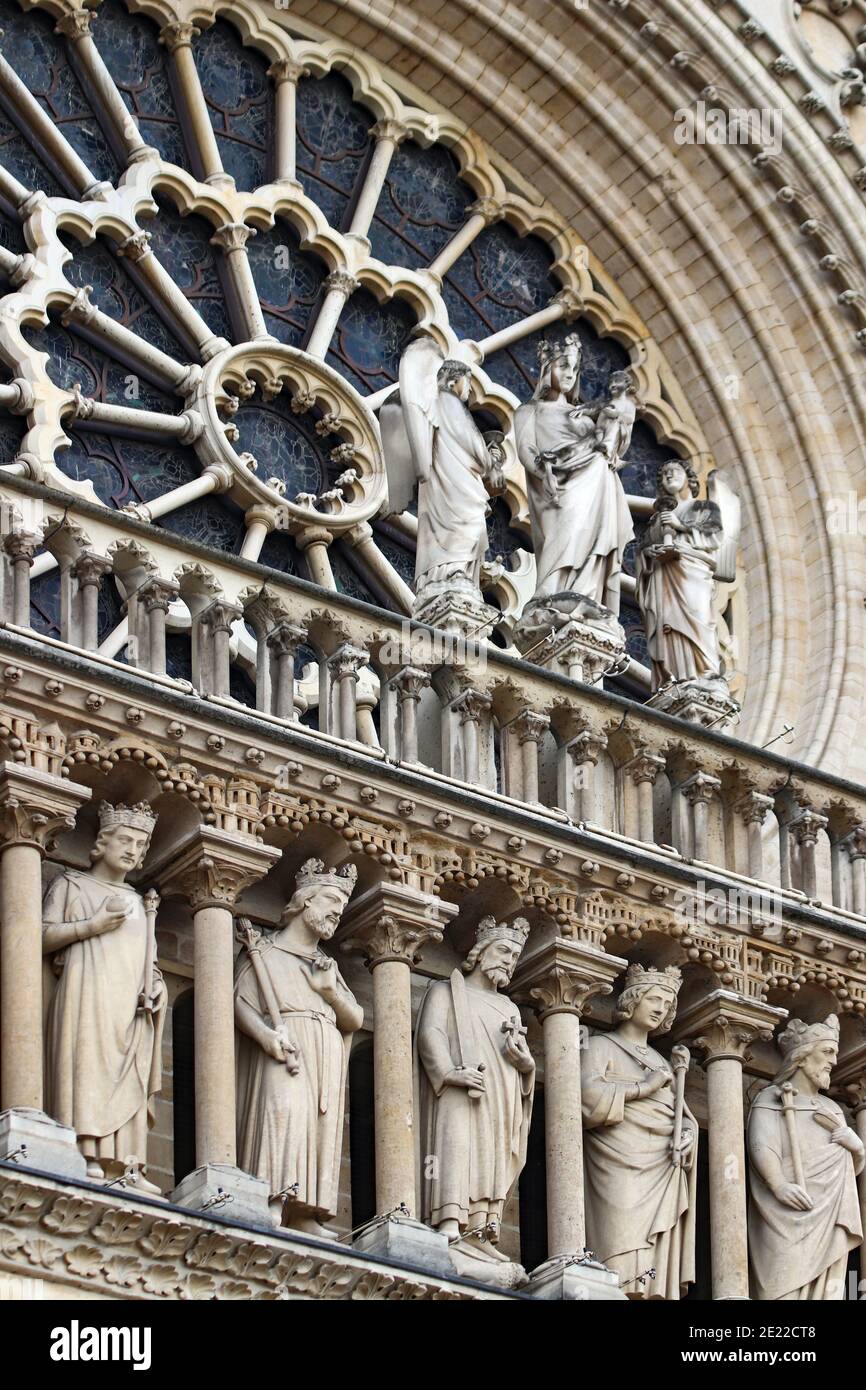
[778,1014,839,1058]
[295,858,358,896]
[97,801,157,834]
[538,332,581,367]
[622,962,683,994]
[475,914,530,948]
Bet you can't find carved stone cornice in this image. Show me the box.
[512,938,627,1020]
[0,763,90,853]
[671,990,787,1065]
[0,1168,494,1301]
[337,881,457,968]
[150,826,280,911]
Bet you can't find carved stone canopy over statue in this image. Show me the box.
[747,1015,864,1300]
[636,459,740,726]
[581,963,698,1299]
[42,801,164,1192]
[234,858,363,1235]
[415,914,535,1286]
[512,337,635,660]
[380,333,503,635]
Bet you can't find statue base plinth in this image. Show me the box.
[0,1107,87,1180]
[412,584,498,640]
[353,1216,456,1278]
[648,678,739,731]
[516,596,627,684]
[448,1235,528,1289]
[527,1255,627,1301]
[171,1164,275,1228]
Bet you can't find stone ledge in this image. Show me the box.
[0,1164,517,1302]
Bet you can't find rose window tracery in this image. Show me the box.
[0,0,721,704]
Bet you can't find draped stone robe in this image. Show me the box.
[636,500,723,686]
[514,397,633,611]
[43,869,164,1165]
[748,1089,863,1300]
[234,938,354,1221]
[581,1031,697,1299]
[415,387,491,595]
[415,978,534,1230]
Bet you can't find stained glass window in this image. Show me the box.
[295,73,372,230]
[369,141,473,270]
[94,0,188,170]
[194,21,271,190]
[248,221,326,346]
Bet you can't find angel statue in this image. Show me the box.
[635,460,740,717]
[512,338,635,649]
[380,333,504,630]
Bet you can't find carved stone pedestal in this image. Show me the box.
[412,583,498,640]
[528,1255,627,1301]
[648,678,739,730]
[515,605,626,685]
[171,1163,274,1228]
[0,1107,86,1180]
[353,1215,456,1278]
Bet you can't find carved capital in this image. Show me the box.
[201,597,243,635]
[625,750,665,785]
[845,825,866,861]
[328,642,368,683]
[0,764,90,853]
[551,287,584,321]
[72,551,112,588]
[159,21,200,53]
[151,827,280,911]
[137,576,179,614]
[735,789,774,826]
[452,688,491,724]
[468,197,503,225]
[55,9,92,41]
[671,990,787,1065]
[371,118,412,146]
[338,882,457,968]
[388,666,431,702]
[211,222,254,254]
[116,231,152,263]
[680,770,721,806]
[566,730,606,766]
[295,526,333,552]
[789,807,829,847]
[2,530,41,566]
[60,285,97,327]
[267,59,309,84]
[512,938,627,1020]
[323,271,359,297]
[266,619,306,659]
[511,709,550,747]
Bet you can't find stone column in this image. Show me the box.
[388,666,431,763]
[117,229,228,361]
[198,598,242,698]
[73,552,112,652]
[136,576,178,677]
[154,826,280,1223]
[427,197,502,279]
[339,883,457,1217]
[267,620,306,719]
[268,60,307,182]
[211,223,271,342]
[452,688,491,785]
[562,730,606,824]
[306,271,360,360]
[789,808,829,898]
[735,790,774,881]
[348,119,410,239]
[625,750,665,843]
[510,710,550,804]
[673,990,787,1301]
[160,22,229,187]
[343,522,414,613]
[3,530,41,627]
[328,643,368,741]
[296,525,335,588]
[681,771,721,862]
[513,939,627,1266]
[56,8,152,164]
[845,826,866,916]
[0,764,91,1175]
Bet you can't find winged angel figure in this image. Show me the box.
[635,460,740,692]
[380,334,503,612]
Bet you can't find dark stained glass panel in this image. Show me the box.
[193,21,271,190]
[93,0,188,169]
[295,73,371,230]
[369,140,473,270]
